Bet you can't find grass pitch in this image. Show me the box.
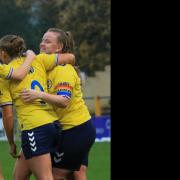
[0,141,110,180]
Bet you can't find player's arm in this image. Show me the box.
[37,53,75,72]
[2,105,15,145]
[21,66,75,108]
[2,105,19,158]
[21,89,70,108]
[0,79,18,158]
[57,53,75,66]
[10,50,35,80]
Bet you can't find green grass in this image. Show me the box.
[0,141,110,180]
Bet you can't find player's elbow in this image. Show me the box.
[12,72,26,80]
[57,102,68,108]
[56,97,69,108]
[14,76,23,81]
[69,54,75,65]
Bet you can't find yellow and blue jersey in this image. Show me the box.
[0,77,12,106]
[47,64,91,130]
[0,53,59,131]
[0,63,13,79]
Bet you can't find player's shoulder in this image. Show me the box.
[35,53,47,62]
[33,53,49,66]
[50,64,74,77]
[35,53,46,60]
[36,53,56,59]
[57,64,74,70]
[9,57,23,66]
[57,64,76,74]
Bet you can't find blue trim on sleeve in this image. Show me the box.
[55,54,59,66]
[57,91,72,98]
[6,68,13,79]
[0,102,13,107]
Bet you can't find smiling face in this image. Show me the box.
[40,31,63,54]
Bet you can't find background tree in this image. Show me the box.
[15,0,61,53]
[56,0,111,76]
[0,0,31,47]
[1,0,111,76]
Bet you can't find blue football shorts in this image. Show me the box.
[22,120,61,160]
[51,120,96,171]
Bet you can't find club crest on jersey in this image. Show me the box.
[47,80,52,89]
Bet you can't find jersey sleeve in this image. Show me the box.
[54,66,76,100]
[0,64,13,79]
[36,53,59,71]
[0,78,13,107]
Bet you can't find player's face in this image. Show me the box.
[40,32,62,54]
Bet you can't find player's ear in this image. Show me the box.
[55,43,63,53]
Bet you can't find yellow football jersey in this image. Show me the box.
[0,53,59,131]
[0,78,12,106]
[47,64,91,130]
[0,63,13,79]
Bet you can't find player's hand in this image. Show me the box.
[25,50,36,61]
[9,143,20,158]
[20,89,40,102]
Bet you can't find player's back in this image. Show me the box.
[8,54,58,131]
[0,63,12,79]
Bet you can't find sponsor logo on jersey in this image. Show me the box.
[29,67,34,74]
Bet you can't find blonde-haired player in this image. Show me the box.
[0,50,35,180]
[0,34,75,180]
[21,28,96,180]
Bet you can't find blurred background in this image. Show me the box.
[0,0,111,179]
